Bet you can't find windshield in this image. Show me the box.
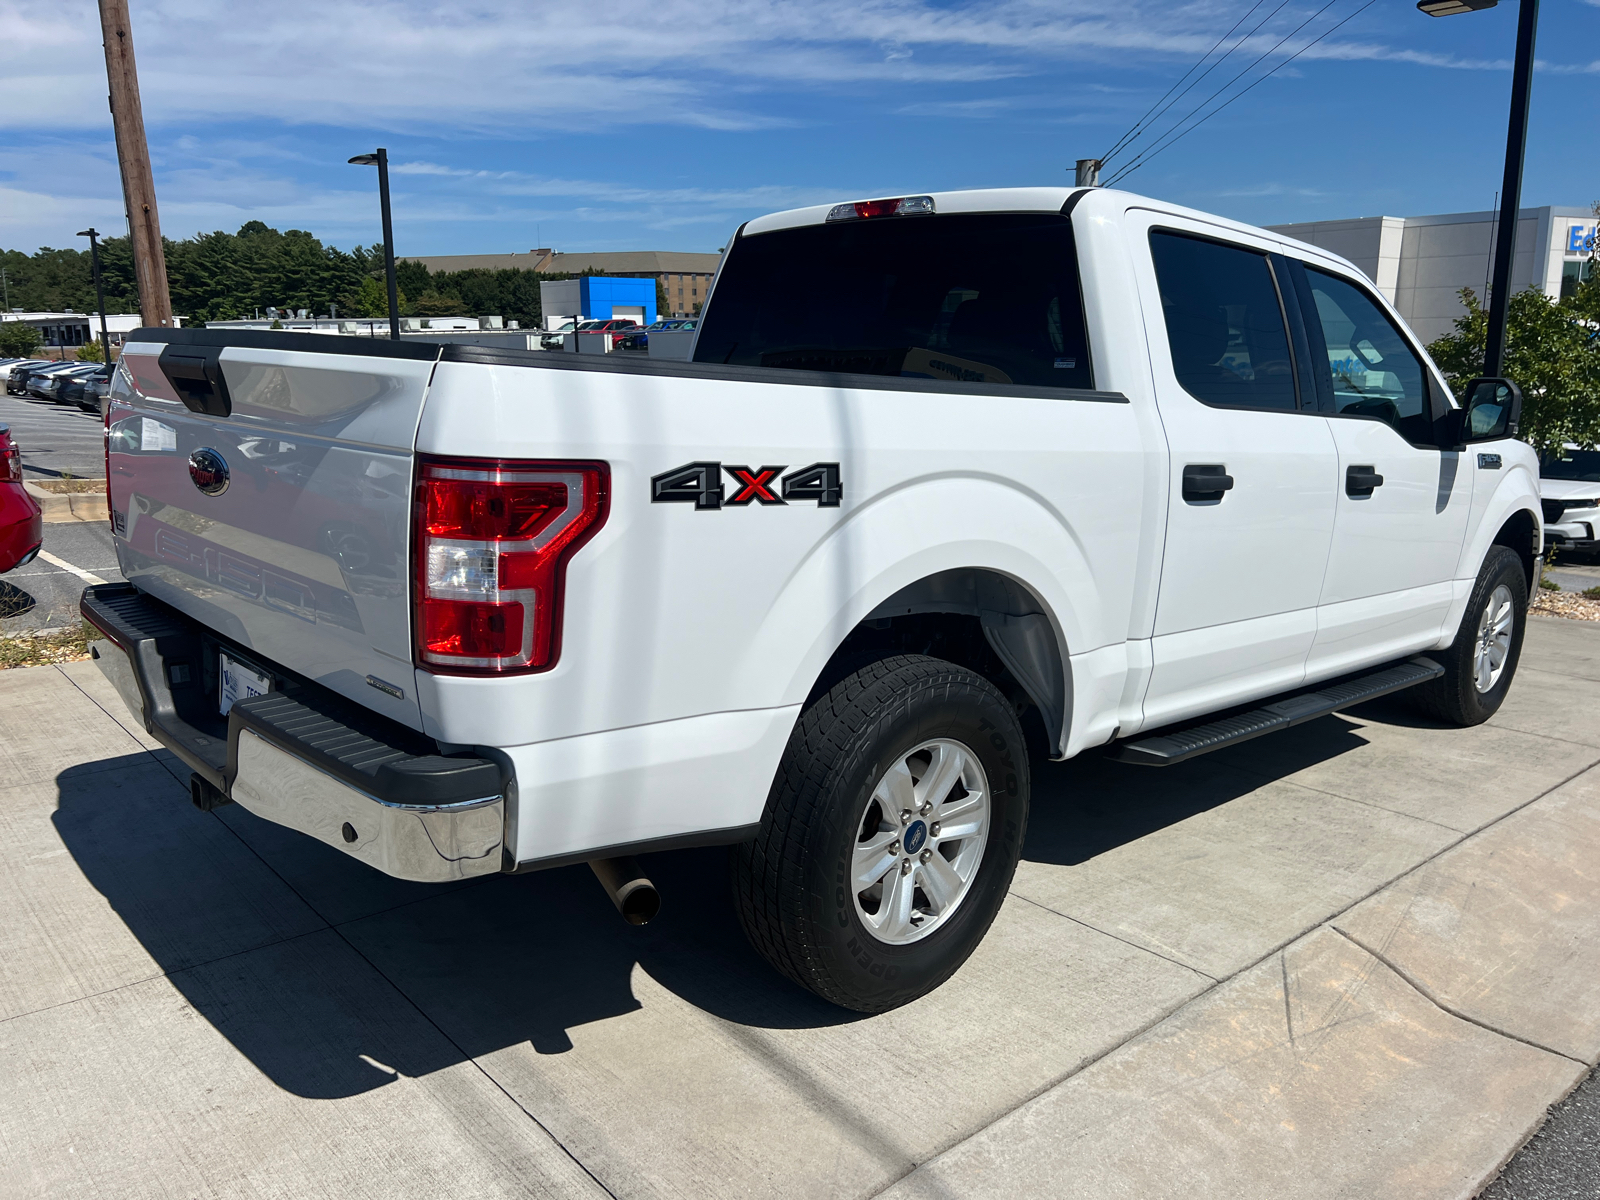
[694,212,1092,390]
[1542,449,1600,482]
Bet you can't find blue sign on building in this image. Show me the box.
[580,276,657,325]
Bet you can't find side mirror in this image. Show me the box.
[1456,377,1523,442]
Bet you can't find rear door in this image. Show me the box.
[110,336,439,730]
[1288,262,1470,678]
[1128,211,1340,727]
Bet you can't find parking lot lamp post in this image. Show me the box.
[76,228,112,363]
[347,149,400,340]
[1417,0,1539,377]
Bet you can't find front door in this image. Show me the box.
[1291,262,1471,679]
[1130,212,1340,728]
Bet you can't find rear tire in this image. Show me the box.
[733,655,1028,1012]
[1411,545,1527,726]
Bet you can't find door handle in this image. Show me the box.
[1181,464,1234,503]
[1346,465,1384,497]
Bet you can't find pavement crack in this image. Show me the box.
[1330,925,1587,1066]
[1009,894,1219,982]
[1280,952,1295,1048]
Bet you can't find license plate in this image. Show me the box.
[219,652,272,716]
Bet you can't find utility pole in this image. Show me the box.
[97,0,172,329]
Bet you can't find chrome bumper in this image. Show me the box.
[230,729,504,881]
[89,627,505,885]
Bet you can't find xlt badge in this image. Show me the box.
[651,461,841,510]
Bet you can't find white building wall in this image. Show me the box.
[1268,205,1592,348]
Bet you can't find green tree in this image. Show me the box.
[351,275,407,318]
[75,340,105,362]
[0,321,42,357]
[1426,286,1600,453]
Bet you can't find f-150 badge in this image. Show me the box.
[651,461,842,510]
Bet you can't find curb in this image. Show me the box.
[22,481,106,524]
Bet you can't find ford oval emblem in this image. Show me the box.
[189,447,230,496]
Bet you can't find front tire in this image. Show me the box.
[733,655,1029,1012]
[1411,545,1528,726]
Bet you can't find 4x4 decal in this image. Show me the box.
[651,461,842,510]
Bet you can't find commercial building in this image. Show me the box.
[1267,205,1596,345]
[404,249,723,318]
[537,277,656,329]
[1,311,185,352]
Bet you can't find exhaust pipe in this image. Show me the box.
[589,856,661,925]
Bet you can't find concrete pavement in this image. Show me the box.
[0,617,1597,1197]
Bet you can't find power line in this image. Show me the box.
[1104,0,1377,187]
[1099,0,1273,168]
[1104,0,1294,170]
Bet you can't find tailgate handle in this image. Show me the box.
[158,346,232,418]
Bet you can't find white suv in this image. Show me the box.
[1542,446,1600,561]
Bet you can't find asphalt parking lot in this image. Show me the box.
[0,393,124,634]
[2,610,1598,1198]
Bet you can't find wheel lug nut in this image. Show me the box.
[919,849,932,863]
[901,858,913,875]
[900,809,912,825]
[930,822,941,837]
[920,802,932,816]
[887,840,899,855]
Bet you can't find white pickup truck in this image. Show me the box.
[84,185,1540,1012]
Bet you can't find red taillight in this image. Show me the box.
[413,456,608,674]
[0,432,19,483]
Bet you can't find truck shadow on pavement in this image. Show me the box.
[51,713,1374,1098]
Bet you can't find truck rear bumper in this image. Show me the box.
[82,583,507,883]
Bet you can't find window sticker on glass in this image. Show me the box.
[140,417,177,452]
[219,652,272,716]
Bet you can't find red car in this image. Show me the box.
[0,425,43,573]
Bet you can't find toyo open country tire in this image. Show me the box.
[733,655,1029,1012]
[1412,545,1528,727]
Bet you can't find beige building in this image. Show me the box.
[402,249,725,318]
[1267,205,1596,346]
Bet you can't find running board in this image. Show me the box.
[1109,657,1445,767]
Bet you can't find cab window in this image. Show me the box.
[693,213,1092,390]
[1148,231,1297,411]
[1304,268,1431,443]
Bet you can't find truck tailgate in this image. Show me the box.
[109,335,439,730]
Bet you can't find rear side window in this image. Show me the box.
[1149,231,1297,411]
[1303,267,1431,444]
[693,213,1092,390]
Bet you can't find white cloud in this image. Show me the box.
[0,0,1546,137]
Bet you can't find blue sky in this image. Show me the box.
[2,0,1596,259]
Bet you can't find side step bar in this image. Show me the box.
[1109,657,1445,767]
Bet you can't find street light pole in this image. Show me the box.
[77,228,112,363]
[1417,0,1540,378]
[1483,0,1539,377]
[348,148,401,340]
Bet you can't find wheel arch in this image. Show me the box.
[801,568,1073,758]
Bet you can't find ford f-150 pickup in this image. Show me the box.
[83,185,1540,1012]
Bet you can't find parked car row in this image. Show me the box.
[538,317,641,351]
[529,317,702,354]
[2,358,110,412]
[615,317,697,350]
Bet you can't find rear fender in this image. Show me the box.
[740,477,1092,748]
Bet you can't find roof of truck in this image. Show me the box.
[739,186,1367,282]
